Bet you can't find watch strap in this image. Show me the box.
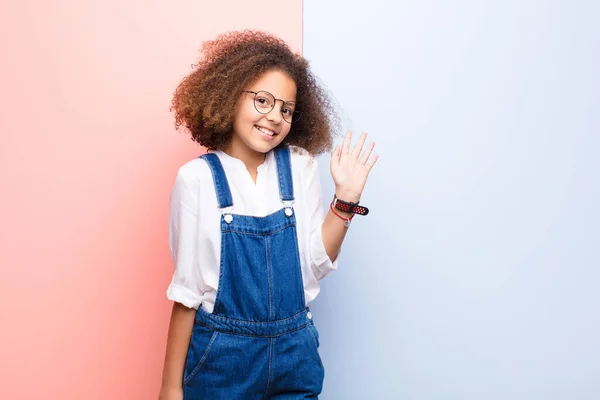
[332,195,369,216]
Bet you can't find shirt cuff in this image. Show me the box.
[310,225,339,280]
[166,283,203,310]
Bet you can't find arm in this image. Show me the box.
[160,171,204,398]
[321,206,352,263]
[322,131,378,261]
[159,303,196,399]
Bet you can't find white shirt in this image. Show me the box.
[166,147,338,313]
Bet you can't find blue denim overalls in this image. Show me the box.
[183,147,325,399]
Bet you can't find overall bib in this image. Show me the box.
[183,147,325,399]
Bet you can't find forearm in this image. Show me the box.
[321,190,359,262]
[160,302,196,390]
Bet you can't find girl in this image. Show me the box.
[159,30,377,400]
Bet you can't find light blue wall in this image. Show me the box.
[304,1,600,399]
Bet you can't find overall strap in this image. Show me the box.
[199,153,234,209]
[274,147,294,202]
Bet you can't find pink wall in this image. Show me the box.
[0,2,302,398]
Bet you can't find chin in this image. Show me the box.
[251,144,279,154]
[248,139,285,154]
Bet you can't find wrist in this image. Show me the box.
[334,188,360,204]
[160,382,183,392]
[329,202,354,227]
[331,194,370,217]
[159,384,183,398]
[331,206,353,219]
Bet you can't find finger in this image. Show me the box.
[340,131,352,159]
[351,132,368,159]
[366,154,379,172]
[359,141,375,164]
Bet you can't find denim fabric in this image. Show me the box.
[183,147,324,399]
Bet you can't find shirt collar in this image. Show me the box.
[212,149,274,171]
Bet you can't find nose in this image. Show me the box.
[266,101,284,124]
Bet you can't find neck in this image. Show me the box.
[222,141,266,181]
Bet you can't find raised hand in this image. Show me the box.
[329,131,378,203]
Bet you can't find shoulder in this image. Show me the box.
[174,156,214,189]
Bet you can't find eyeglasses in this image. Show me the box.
[242,90,301,124]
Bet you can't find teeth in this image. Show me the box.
[256,126,276,136]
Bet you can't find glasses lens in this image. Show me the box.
[254,91,275,114]
[291,110,301,124]
[281,103,300,124]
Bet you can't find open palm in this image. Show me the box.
[329,131,378,203]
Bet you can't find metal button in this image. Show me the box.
[224,214,233,224]
[285,208,293,217]
[306,311,312,320]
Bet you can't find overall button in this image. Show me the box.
[285,208,293,217]
[306,311,312,320]
[224,214,233,224]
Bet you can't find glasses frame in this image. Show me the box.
[242,90,301,124]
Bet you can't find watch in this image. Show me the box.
[332,195,369,216]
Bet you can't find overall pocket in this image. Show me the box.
[306,323,324,370]
[183,323,218,386]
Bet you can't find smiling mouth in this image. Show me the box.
[255,125,278,136]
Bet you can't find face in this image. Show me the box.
[228,70,297,160]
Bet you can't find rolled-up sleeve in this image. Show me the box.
[305,156,339,280]
[166,171,204,309]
